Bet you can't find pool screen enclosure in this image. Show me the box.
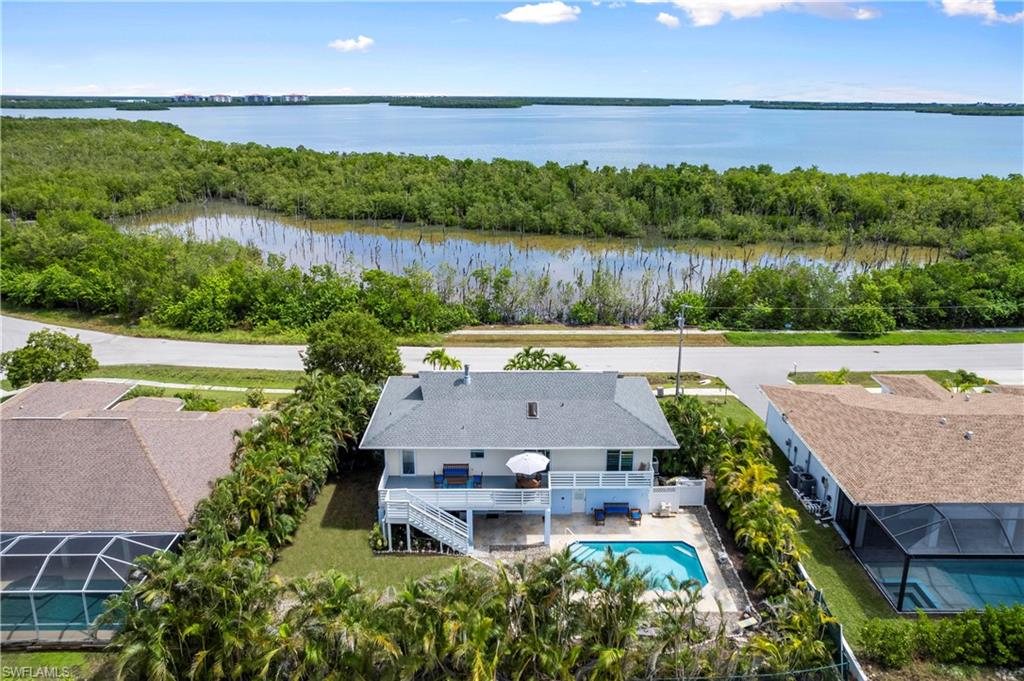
[845,503,1024,612]
[1,531,180,642]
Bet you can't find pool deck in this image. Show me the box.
[474,510,745,613]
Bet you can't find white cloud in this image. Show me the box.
[328,35,375,53]
[640,1,881,27]
[498,1,582,24]
[940,0,1024,23]
[656,11,682,26]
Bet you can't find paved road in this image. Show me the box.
[4,316,1021,418]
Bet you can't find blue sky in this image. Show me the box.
[3,1,1022,102]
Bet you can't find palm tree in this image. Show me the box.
[423,348,463,370]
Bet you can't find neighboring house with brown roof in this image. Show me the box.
[1,381,260,532]
[761,376,1024,613]
[0,380,263,643]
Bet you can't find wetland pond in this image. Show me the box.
[122,201,939,293]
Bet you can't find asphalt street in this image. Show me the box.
[4,316,1021,418]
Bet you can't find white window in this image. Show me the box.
[401,450,415,475]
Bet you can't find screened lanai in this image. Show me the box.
[851,504,1024,612]
[0,532,180,642]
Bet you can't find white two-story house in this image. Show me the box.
[360,368,680,554]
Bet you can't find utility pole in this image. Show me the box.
[674,304,687,398]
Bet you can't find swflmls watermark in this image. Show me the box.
[1,667,79,679]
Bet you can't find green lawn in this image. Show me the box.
[0,651,114,680]
[768,448,895,647]
[698,395,760,425]
[726,329,1024,347]
[788,369,989,388]
[442,332,730,347]
[272,468,465,590]
[88,364,305,389]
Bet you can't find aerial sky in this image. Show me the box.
[3,1,1022,102]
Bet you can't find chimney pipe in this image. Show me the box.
[463,364,471,385]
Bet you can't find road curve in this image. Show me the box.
[4,315,1021,418]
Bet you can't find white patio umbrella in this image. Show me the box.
[505,451,550,476]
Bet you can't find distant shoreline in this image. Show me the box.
[2,95,1021,116]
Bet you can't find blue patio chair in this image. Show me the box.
[472,474,483,489]
[433,473,445,488]
[593,508,606,526]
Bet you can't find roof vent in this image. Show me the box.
[964,393,970,402]
[463,364,471,386]
[964,430,973,441]
[938,417,947,426]
[527,401,539,419]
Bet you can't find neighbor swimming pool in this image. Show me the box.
[570,541,708,590]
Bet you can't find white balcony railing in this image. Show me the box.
[380,487,550,511]
[547,470,654,489]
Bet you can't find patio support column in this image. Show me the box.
[386,523,393,552]
[467,510,474,550]
[406,524,412,552]
[896,554,911,611]
[544,509,551,546]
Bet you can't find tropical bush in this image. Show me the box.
[303,310,404,384]
[173,390,220,412]
[660,398,804,597]
[0,328,98,388]
[504,346,579,370]
[861,606,1024,669]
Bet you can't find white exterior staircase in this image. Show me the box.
[382,491,471,554]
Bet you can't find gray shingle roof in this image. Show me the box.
[360,371,678,449]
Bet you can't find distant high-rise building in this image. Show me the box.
[282,94,309,103]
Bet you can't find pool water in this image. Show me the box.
[571,541,708,590]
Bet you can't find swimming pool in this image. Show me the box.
[570,541,708,590]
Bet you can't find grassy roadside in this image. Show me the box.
[7,307,1021,348]
[788,369,990,388]
[2,308,442,346]
[631,372,727,389]
[272,469,464,590]
[726,329,1024,346]
[88,364,305,389]
[442,332,729,347]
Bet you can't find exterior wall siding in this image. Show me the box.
[765,403,841,516]
[385,447,654,477]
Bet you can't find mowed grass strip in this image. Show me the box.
[88,364,305,389]
[443,332,730,347]
[272,468,464,590]
[726,329,1024,346]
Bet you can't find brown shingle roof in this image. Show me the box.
[872,374,952,401]
[111,396,184,412]
[988,385,1024,396]
[0,381,131,418]
[762,380,1024,506]
[0,381,262,532]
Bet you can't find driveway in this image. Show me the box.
[4,315,1021,418]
